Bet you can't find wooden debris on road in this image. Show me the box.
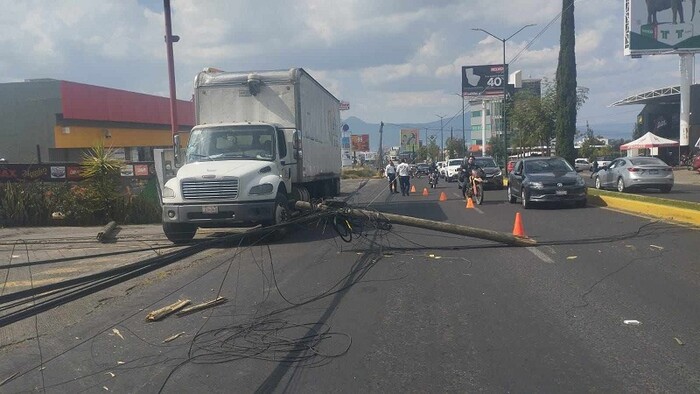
[176,297,227,317]
[146,299,191,321]
[162,332,186,343]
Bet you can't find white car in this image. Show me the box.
[574,158,590,172]
[437,161,446,178]
[444,159,464,182]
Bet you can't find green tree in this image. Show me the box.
[445,137,466,159]
[555,0,578,165]
[488,135,506,164]
[81,143,123,222]
[509,78,587,159]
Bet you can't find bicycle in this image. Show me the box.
[459,168,484,205]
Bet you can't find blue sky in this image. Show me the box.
[0,0,689,135]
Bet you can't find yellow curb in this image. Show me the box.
[588,194,700,227]
[503,178,508,187]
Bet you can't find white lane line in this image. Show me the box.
[474,207,484,214]
[526,247,555,264]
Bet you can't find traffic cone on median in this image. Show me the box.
[422,187,429,196]
[466,197,474,209]
[410,185,416,193]
[439,192,447,202]
[512,212,526,237]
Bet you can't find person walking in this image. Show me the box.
[590,159,599,179]
[396,158,411,196]
[385,160,398,193]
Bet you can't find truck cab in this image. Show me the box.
[161,122,297,242]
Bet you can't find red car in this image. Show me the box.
[693,154,700,172]
[507,160,516,173]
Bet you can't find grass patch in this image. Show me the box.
[588,188,700,211]
[342,167,383,179]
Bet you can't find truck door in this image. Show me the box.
[277,128,292,187]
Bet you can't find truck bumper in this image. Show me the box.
[162,200,275,227]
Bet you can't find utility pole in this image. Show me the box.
[462,94,466,155]
[436,114,446,161]
[377,121,384,171]
[472,24,535,170]
[163,0,180,160]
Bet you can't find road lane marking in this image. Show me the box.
[526,247,555,264]
[474,207,484,214]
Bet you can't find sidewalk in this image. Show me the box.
[673,168,700,186]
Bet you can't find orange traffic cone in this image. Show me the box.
[422,187,429,196]
[466,197,474,209]
[410,185,416,193]
[512,212,526,237]
[439,192,447,202]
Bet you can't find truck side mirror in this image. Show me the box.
[292,130,301,150]
[173,134,181,167]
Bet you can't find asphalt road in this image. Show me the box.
[1,178,699,393]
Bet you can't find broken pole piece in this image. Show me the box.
[295,201,537,247]
[176,297,227,317]
[97,221,118,242]
[146,299,191,321]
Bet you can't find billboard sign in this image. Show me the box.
[351,134,370,151]
[462,64,508,97]
[625,0,700,55]
[400,128,420,152]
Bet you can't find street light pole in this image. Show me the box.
[472,24,535,170]
[436,114,446,161]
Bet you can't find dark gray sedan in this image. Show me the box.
[593,156,674,193]
[507,156,587,209]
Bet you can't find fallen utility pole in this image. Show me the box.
[295,201,536,247]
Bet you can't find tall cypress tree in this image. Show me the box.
[555,0,577,165]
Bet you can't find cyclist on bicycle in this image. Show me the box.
[458,155,483,198]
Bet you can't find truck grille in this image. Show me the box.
[181,179,239,200]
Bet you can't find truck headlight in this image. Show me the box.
[249,183,274,195]
[529,182,544,190]
[162,186,175,198]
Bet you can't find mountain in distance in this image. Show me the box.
[343,116,636,152]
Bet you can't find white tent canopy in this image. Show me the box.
[620,132,679,151]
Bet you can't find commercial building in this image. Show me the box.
[469,77,542,150]
[0,79,194,163]
[611,85,700,154]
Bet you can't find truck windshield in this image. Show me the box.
[186,126,276,163]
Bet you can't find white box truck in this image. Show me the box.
[161,68,341,243]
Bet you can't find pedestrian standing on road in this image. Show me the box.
[590,159,599,179]
[385,160,398,193]
[397,158,411,196]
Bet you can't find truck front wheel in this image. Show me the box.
[163,222,197,244]
[265,193,289,240]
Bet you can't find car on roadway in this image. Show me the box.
[593,156,674,193]
[445,158,465,182]
[473,156,504,189]
[416,163,431,176]
[595,156,613,169]
[574,158,591,172]
[507,160,516,173]
[506,156,587,209]
[437,161,446,178]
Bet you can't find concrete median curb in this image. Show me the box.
[587,191,700,227]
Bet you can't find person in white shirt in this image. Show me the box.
[396,158,411,196]
[385,160,398,193]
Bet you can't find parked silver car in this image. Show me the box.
[593,156,674,193]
